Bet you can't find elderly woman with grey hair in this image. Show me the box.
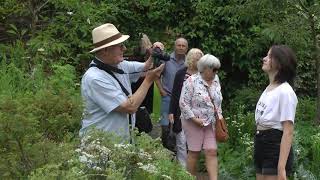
[168,48,204,168]
[180,54,223,179]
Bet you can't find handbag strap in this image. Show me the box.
[204,85,219,120]
[90,58,132,124]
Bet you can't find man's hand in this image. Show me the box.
[144,56,153,71]
[168,114,174,124]
[145,64,164,82]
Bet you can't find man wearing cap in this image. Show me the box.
[79,23,164,140]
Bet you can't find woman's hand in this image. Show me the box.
[159,89,168,96]
[192,118,204,127]
[277,168,286,180]
[168,114,174,124]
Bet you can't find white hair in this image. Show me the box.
[184,48,204,67]
[197,54,221,72]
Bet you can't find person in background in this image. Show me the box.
[168,48,204,167]
[156,37,188,149]
[254,45,298,180]
[129,34,154,113]
[129,37,165,115]
[80,23,164,140]
[180,54,223,180]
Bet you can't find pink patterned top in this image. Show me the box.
[179,73,223,126]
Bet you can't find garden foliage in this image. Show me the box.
[0,0,319,179]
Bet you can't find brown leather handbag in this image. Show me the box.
[214,117,229,142]
[205,86,229,142]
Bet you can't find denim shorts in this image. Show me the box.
[254,129,294,176]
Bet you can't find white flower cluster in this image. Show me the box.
[161,174,172,179]
[294,130,305,158]
[114,143,135,156]
[138,148,153,160]
[37,48,45,52]
[114,143,132,149]
[295,148,301,156]
[137,162,158,174]
[231,119,245,135]
[240,133,254,152]
[77,136,111,171]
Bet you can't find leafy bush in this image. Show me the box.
[311,133,320,175]
[226,86,261,113]
[0,63,82,178]
[29,130,193,179]
[1,0,319,179]
[295,97,316,122]
[293,121,319,179]
[218,143,255,180]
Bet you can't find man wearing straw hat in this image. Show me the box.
[79,23,164,140]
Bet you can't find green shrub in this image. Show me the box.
[218,143,255,180]
[29,130,193,179]
[226,86,261,113]
[294,122,320,179]
[310,133,320,176]
[1,0,319,179]
[295,97,316,122]
[0,63,82,178]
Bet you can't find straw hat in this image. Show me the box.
[90,23,129,53]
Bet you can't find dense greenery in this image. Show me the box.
[0,0,319,179]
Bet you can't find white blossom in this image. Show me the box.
[79,155,87,163]
[114,143,131,149]
[161,174,172,179]
[75,148,81,153]
[37,48,45,52]
[139,163,158,174]
[92,166,102,171]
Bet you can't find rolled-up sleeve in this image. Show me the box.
[179,77,195,120]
